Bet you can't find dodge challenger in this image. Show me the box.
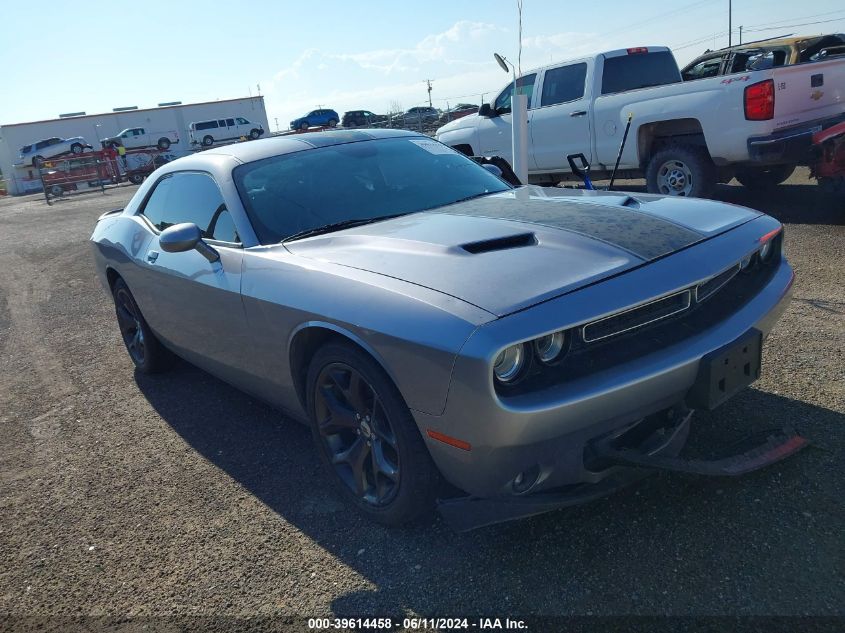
[90,129,805,530]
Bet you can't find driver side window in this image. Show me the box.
[494,73,537,114]
[139,172,240,243]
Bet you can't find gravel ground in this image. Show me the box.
[0,171,842,632]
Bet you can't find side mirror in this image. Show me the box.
[478,103,495,118]
[159,222,219,263]
[482,163,503,178]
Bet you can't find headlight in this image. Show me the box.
[493,344,527,383]
[740,252,754,271]
[533,331,566,364]
[759,240,773,262]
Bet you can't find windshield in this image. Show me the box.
[234,136,511,244]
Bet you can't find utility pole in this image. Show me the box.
[424,79,433,107]
[274,118,279,132]
[728,0,732,47]
[739,25,743,45]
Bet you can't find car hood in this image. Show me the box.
[284,187,761,317]
[436,113,479,135]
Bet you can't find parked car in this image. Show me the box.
[188,117,264,147]
[342,110,388,128]
[17,136,92,167]
[681,34,845,81]
[101,127,180,150]
[393,106,440,126]
[439,104,479,124]
[90,129,804,530]
[290,109,340,130]
[436,45,845,197]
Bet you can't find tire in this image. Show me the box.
[306,342,439,526]
[646,145,716,198]
[70,143,83,154]
[49,185,64,197]
[734,165,795,190]
[300,121,309,131]
[202,135,214,147]
[249,128,260,139]
[32,155,44,167]
[111,278,173,374]
[129,173,145,185]
[328,119,338,128]
[157,137,171,150]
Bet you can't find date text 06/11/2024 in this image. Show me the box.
[307,617,528,630]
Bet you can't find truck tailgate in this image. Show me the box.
[772,59,845,130]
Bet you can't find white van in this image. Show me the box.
[189,117,265,146]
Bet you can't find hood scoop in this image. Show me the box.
[461,232,536,254]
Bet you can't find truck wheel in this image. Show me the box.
[70,143,83,154]
[202,135,213,147]
[646,145,716,198]
[129,174,145,185]
[50,185,64,197]
[157,138,171,150]
[249,128,260,139]
[734,165,795,190]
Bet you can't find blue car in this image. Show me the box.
[290,109,340,130]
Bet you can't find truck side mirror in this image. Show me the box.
[478,103,495,118]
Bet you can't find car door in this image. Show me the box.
[477,73,537,164]
[529,62,592,171]
[131,171,255,383]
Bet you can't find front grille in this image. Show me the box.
[582,290,692,343]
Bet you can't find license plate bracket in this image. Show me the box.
[687,329,762,410]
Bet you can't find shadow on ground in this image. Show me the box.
[135,361,844,616]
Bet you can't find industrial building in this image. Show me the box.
[0,96,269,195]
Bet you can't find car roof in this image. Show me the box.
[180,128,423,165]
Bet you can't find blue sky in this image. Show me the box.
[2,0,844,129]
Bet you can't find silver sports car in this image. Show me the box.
[90,129,806,530]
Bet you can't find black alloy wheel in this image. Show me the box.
[114,284,146,366]
[314,362,401,506]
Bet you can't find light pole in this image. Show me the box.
[494,52,528,184]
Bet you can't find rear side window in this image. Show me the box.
[195,121,218,130]
[541,63,587,106]
[226,118,235,126]
[139,172,239,242]
[601,51,681,95]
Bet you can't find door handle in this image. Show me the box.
[146,250,159,263]
[570,110,587,117]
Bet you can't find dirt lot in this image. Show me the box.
[0,171,842,631]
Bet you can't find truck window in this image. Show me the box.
[540,63,587,106]
[236,117,248,124]
[494,73,537,114]
[682,56,723,81]
[601,51,680,95]
[226,118,235,126]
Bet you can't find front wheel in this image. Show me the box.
[306,343,439,526]
[128,173,145,185]
[646,145,716,198]
[734,165,795,190]
[157,137,171,150]
[202,135,214,147]
[112,278,173,373]
[299,121,309,131]
[249,128,260,139]
[327,119,338,127]
[70,143,83,154]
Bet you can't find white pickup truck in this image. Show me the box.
[435,46,845,197]
[101,127,179,151]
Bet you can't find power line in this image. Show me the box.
[744,16,845,33]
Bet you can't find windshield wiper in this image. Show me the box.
[282,213,410,243]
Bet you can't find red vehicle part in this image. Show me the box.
[810,120,845,194]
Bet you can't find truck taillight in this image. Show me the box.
[626,47,648,54]
[744,79,775,121]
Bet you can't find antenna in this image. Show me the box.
[424,79,433,107]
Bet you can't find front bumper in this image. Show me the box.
[748,113,845,164]
[414,220,795,500]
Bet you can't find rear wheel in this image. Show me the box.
[734,165,795,190]
[112,278,173,373]
[300,121,309,131]
[306,343,439,526]
[129,173,145,185]
[646,145,716,198]
[49,185,64,197]
[328,119,338,128]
